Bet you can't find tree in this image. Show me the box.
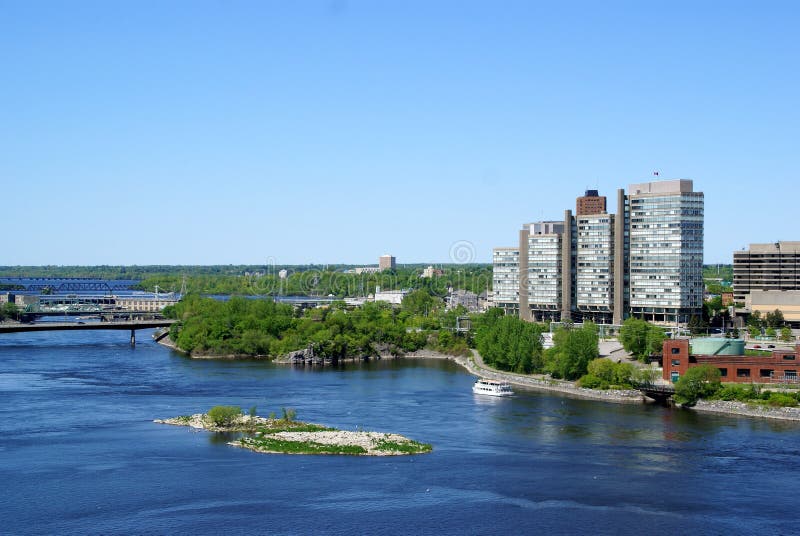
[401,289,440,316]
[780,326,793,343]
[619,318,649,359]
[747,311,763,330]
[475,315,544,373]
[207,405,243,426]
[646,326,666,357]
[579,358,634,388]
[619,318,664,361]
[545,322,599,380]
[687,315,708,335]
[673,365,721,407]
[765,309,784,328]
[0,302,19,321]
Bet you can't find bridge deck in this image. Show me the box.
[0,319,176,334]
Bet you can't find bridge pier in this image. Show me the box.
[130,329,136,346]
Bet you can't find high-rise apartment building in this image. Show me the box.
[492,179,704,324]
[627,180,704,323]
[519,221,565,321]
[492,247,520,316]
[576,211,615,322]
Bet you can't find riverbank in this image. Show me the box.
[155,334,271,359]
[691,400,800,422]
[156,335,800,422]
[155,413,432,456]
[403,349,645,404]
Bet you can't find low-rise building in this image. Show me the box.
[114,296,180,312]
[745,290,800,326]
[372,287,407,305]
[663,338,800,384]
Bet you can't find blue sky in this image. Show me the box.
[2,1,797,265]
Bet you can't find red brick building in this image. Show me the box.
[575,189,607,216]
[663,339,800,383]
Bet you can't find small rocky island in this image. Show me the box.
[155,407,432,456]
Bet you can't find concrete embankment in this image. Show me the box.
[691,400,800,422]
[401,350,644,404]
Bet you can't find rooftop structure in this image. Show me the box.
[575,189,607,216]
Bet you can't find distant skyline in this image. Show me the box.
[3,1,798,265]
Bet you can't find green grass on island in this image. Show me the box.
[156,406,432,456]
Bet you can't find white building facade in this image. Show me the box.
[627,180,704,323]
[576,213,615,322]
[492,247,520,316]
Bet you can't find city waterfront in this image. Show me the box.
[2,330,799,535]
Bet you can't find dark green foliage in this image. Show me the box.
[0,302,19,321]
[401,289,442,316]
[674,365,721,406]
[207,405,243,426]
[545,323,599,380]
[765,309,784,328]
[168,296,437,358]
[687,315,708,335]
[619,318,665,361]
[474,315,544,373]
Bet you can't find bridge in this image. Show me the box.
[0,319,176,346]
[633,382,676,403]
[0,277,140,293]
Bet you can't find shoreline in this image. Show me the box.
[156,336,800,422]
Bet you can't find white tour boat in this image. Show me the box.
[472,379,514,397]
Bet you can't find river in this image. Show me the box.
[1,329,798,535]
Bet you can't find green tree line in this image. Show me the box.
[164,291,473,358]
